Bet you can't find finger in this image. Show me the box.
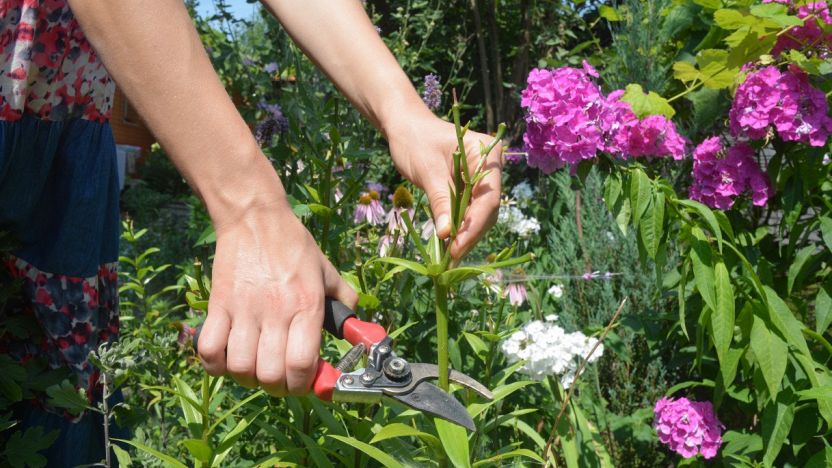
[452,148,502,259]
[256,315,289,397]
[424,177,454,239]
[226,314,260,388]
[199,302,231,376]
[283,291,324,395]
[323,260,358,309]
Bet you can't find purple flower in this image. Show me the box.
[771,2,832,57]
[353,191,386,225]
[730,65,832,147]
[264,62,279,74]
[422,74,442,111]
[254,101,289,146]
[689,137,772,209]
[519,63,687,172]
[378,233,403,257]
[504,147,527,164]
[654,397,724,460]
[242,57,255,67]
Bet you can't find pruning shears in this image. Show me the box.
[194,299,492,431]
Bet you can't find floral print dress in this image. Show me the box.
[1,0,123,464]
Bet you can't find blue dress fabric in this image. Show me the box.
[0,116,125,467]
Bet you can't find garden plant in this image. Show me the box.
[2,0,831,466]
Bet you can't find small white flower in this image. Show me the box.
[605,231,615,241]
[510,181,536,206]
[513,217,541,238]
[823,154,831,166]
[545,314,559,322]
[547,284,564,299]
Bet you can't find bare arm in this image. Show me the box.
[68,0,357,395]
[262,0,503,255]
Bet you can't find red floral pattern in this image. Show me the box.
[0,0,114,122]
[1,255,118,418]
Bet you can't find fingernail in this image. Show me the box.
[436,214,450,233]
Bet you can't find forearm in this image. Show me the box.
[68,0,287,227]
[260,0,433,137]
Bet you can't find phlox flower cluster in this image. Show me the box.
[771,1,832,57]
[422,74,442,111]
[520,62,686,173]
[501,318,603,387]
[653,397,724,460]
[510,180,536,207]
[729,66,832,147]
[254,101,289,146]
[689,137,772,210]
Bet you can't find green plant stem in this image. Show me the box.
[434,280,450,391]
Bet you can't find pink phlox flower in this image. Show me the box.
[689,137,772,209]
[730,65,832,146]
[771,1,832,57]
[623,115,688,160]
[653,397,724,460]
[353,191,386,225]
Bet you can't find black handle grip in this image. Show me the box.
[193,297,355,354]
[322,298,356,339]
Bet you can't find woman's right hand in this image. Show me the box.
[196,197,357,397]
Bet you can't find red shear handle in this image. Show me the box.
[313,358,341,401]
[342,317,387,349]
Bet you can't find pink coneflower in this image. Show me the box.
[386,186,416,233]
[421,219,435,240]
[378,233,404,257]
[506,268,528,306]
[353,190,385,225]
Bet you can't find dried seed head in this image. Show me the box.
[392,185,414,209]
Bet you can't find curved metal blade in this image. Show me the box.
[406,363,493,400]
[389,382,476,431]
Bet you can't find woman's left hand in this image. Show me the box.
[386,110,503,260]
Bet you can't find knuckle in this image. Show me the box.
[286,353,318,376]
[257,368,286,388]
[226,357,255,377]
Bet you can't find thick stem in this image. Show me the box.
[434,280,450,391]
[469,0,495,132]
[101,372,111,468]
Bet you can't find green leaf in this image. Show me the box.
[796,386,832,401]
[690,229,717,312]
[370,422,441,449]
[686,87,726,133]
[673,61,700,83]
[112,445,133,467]
[463,332,489,362]
[468,381,537,418]
[329,435,404,468]
[693,0,722,10]
[750,313,787,398]
[816,283,832,334]
[193,225,216,246]
[172,375,203,437]
[473,449,544,466]
[629,169,652,227]
[764,286,811,356]
[2,426,59,468]
[714,9,747,29]
[620,84,675,118]
[678,199,723,252]
[640,191,665,259]
[820,216,832,252]
[805,447,832,468]
[787,246,818,295]
[45,380,90,416]
[434,418,471,468]
[793,353,832,427]
[214,408,266,465]
[113,439,188,468]
[180,438,212,464]
[695,49,738,89]
[762,396,795,466]
[367,257,429,276]
[598,5,621,21]
[712,260,735,367]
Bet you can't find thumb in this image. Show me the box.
[425,179,453,239]
[322,259,358,310]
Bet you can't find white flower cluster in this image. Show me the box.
[501,318,603,388]
[510,180,536,207]
[498,183,541,238]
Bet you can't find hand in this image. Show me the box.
[196,200,358,396]
[387,111,503,260]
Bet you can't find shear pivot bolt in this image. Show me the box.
[384,358,410,380]
[341,376,354,386]
[377,345,390,355]
[360,372,376,384]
